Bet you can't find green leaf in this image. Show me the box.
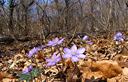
[19,73,32,81]
[31,68,40,78]
[19,68,40,81]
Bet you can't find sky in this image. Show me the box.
[3,0,52,6]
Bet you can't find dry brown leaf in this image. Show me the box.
[92,60,122,78]
[107,78,117,82]
[0,72,4,81]
[65,58,74,68]
[82,70,103,79]
[107,67,128,82]
[118,61,128,68]
[2,78,17,82]
[119,67,128,82]
[81,59,122,80]
[0,72,13,81]
[35,51,45,60]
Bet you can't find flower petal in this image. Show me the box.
[116,32,123,36]
[55,57,61,62]
[57,38,64,44]
[71,44,77,52]
[64,48,71,54]
[28,65,33,72]
[27,53,32,58]
[113,32,125,42]
[53,37,59,43]
[27,47,40,58]
[55,54,61,62]
[46,58,52,62]
[77,54,86,58]
[63,54,71,58]
[22,67,29,74]
[56,54,61,58]
[77,48,85,54]
[82,35,89,40]
[47,41,55,46]
[71,56,79,62]
[47,62,56,66]
[86,41,93,45]
[52,52,58,59]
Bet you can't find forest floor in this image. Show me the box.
[0,33,128,82]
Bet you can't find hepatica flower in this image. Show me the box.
[27,47,42,58]
[46,52,61,66]
[22,65,33,74]
[82,35,89,41]
[114,32,125,42]
[63,44,86,62]
[47,37,64,46]
[86,41,93,45]
[82,35,93,45]
[27,45,46,58]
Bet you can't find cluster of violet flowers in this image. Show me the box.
[23,32,124,73]
[45,37,86,66]
[23,37,86,73]
[113,32,125,42]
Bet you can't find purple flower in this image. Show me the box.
[22,65,33,74]
[114,32,125,41]
[47,37,64,46]
[86,41,93,45]
[27,47,42,58]
[82,35,89,41]
[63,44,86,62]
[82,35,93,45]
[46,52,61,66]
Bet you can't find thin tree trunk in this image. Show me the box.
[8,0,15,38]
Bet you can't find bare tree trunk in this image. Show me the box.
[64,0,70,31]
[0,0,4,34]
[20,0,34,36]
[36,1,51,37]
[90,0,95,33]
[24,8,28,36]
[8,0,15,38]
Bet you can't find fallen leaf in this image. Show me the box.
[81,59,122,80]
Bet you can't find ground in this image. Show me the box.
[0,34,128,82]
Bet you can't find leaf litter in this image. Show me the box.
[0,32,128,82]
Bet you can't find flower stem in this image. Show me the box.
[56,46,65,68]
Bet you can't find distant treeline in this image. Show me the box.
[0,0,128,38]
